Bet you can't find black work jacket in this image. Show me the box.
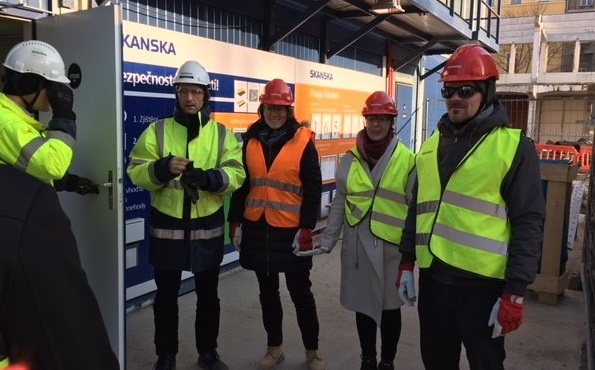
[0,165,119,370]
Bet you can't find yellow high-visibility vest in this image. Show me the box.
[415,127,522,279]
[127,116,245,220]
[345,142,414,244]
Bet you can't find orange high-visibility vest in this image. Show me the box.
[244,127,312,227]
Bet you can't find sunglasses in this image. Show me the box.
[441,86,478,99]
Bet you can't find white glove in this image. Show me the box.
[232,226,242,252]
[397,270,416,306]
[488,298,504,338]
[295,246,329,257]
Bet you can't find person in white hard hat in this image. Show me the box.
[127,60,245,370]
[0,40,98,194]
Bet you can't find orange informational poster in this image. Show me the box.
[293,61,385,184]
[212,112,258,131]
[294,84,370,159]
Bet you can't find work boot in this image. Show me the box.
[360,355,377,370]
[305,350,327,370]
[378,359,394,370]
[260,346,285,370]
[197,351,229,370]
[152,354,176,370]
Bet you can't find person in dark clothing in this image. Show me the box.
[0,165,119,370]
[227,78,325,370]
[396,44,546,370]
[127,60,245,370]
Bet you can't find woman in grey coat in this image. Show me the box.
[312,92,415,370]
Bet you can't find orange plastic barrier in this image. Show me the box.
[534,144,579,164]
[579,147,592,173]
[534,143,592,173]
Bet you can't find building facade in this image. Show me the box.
[497,0,595,144]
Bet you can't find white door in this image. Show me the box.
[36,5,125,367]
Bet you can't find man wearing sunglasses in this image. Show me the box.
[396,44,545,370]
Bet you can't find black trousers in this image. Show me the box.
[153,266,221,356]
[255,270,320,350]
[356,309,402,361]
[418,274,505,370]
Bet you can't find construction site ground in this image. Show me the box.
[126,218,588,370]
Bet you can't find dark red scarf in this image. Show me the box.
[356,129,395,169]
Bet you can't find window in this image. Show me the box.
[581,0,594,6]
[511,0,521,5]
[579,42,595,72]
[546,42,574,73]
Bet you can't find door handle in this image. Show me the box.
[104,170,114,210]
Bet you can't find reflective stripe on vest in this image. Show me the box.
[345,142,414,244]
[15,136,46,172]
[243,127,312,227]
[151,225,224,240]
[415,127,522,279]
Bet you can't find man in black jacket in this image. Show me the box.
[0,165,119,370]
[396,44,546,370]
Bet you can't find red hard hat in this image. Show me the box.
[260,79,294,106]
[439,44,499,82]
[362,91,398,116]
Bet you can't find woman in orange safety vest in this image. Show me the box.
[227,79,326,370]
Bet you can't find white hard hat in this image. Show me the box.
[173,60,210,86]
[3,40,70,84]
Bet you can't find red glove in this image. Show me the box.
[6,364,29,370]
[229,222,241,241]
[229,222,242,252]
[488,291,524,337]
[299,228,313,251]
[292,228,313,254]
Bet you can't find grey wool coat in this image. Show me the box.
[321,136,415,325]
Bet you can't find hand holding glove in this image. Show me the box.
[181,161,210,188]
[180,179,199,204]
[229,222,242,252]
[396,262,416,306]
[47,82,76,120]
[488,292,524,338]
[179,162,209,204]
[292,228,313,255]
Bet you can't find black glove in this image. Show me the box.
[181,162,210,188]
[55,173,99,195]
[180,162,209,204]
[47,82,76,120]
[74,176,100,195]
[180,179,199,204]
